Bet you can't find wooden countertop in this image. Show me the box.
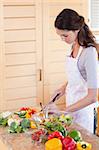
[0,124,99,150]
[70,124,99,150]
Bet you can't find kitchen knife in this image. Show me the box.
[40,93,60,112]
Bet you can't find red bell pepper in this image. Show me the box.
[20,107,36,114]
[20,107,29,111]
[62,136,76,150]
[48,131,64,141]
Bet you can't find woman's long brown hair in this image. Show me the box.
[54,9,99,58]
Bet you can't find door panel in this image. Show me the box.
[0,0,43,111]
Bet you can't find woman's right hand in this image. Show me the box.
[43,83,67,112]
[50,84,67,103]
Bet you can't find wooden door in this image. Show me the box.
[0,0,43,111]
[0,0,89,111]
[42,0,88,108]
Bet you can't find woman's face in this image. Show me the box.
[56,28,78,44]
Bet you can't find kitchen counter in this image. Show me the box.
[0,124,99,150]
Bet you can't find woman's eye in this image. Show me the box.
[63,35,68,37]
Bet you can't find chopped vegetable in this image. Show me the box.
[77,141,92,150]
[21,118,30,129]
[8,122,22,133]
[31,129,47,143]
[30,121,37,129]
[48,131,64,141]
[69,130,82,142]
[44,121,67,137]
[59,114,73,126]
[62,136,76,150]
[0,118,8,126]
[45,138,62,150]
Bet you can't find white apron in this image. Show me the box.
[65,46,94,133]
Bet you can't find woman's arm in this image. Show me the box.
[66,88,98,112]
[66,47,98,112]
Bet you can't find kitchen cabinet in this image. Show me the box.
[0,0,89,111]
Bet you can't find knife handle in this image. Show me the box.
[51,93,60,102]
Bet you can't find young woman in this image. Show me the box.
[48,9,99,133]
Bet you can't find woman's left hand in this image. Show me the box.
[44,102,59,113]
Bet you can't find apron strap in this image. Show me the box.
[76,46,83,60]
[76,46,86,82]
